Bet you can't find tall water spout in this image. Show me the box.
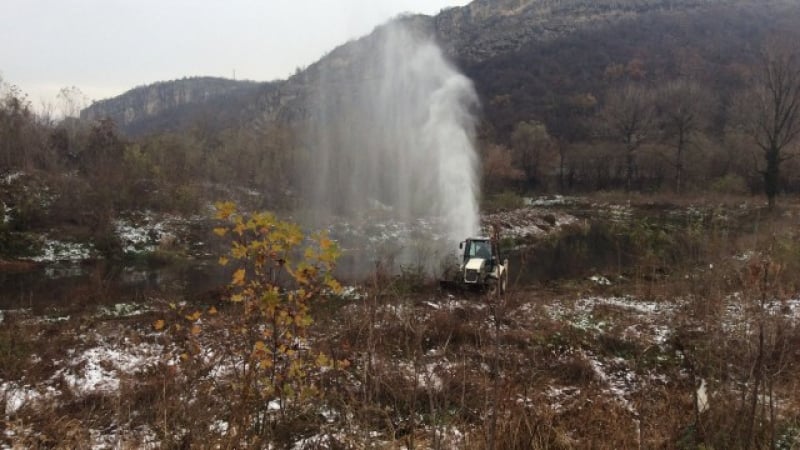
[302,20,480,269]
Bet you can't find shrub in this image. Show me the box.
[710,174,749,195]
[169,184,201,215]
[157,202,347,445]
[484,190,525,211]
[0,228,41,257]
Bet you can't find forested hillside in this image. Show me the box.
[76,0,800,197]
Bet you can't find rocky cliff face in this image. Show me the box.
[433,0,731,64]
[80,77,261,134]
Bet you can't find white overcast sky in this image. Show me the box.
[1,0,470,109]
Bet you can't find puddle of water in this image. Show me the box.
[0,260,228,311]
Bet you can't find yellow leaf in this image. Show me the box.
[218,256,229,266]
[153,319,165,331]
[191,325,201,335]
[254,340,266,351]
[234,222,247,236]
[296,314,313,327]
[214,201,236,220]
[180,352,189,361]
[230,294,244,303]
[326,278,343,294]
[185,311,202,322]
[213,227,228,237]
[231,244,247,259]
[320,236,333,250]
[232,269,246,286]
[315,353,330,367]
[208,306,218,315]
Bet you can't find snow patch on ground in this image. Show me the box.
[334,285,365,300]
[2,336,174,446]
[55,338,164,394]
[586,353,638,415]
[1,382,59,415]
[2,334,169,414]
[96,303,152,318]
[734,250,758,261]
[545,385,581,412]
[378,302,417,319]
[786,297,800,319]
[575,296,674,315]
[601,203,634,222]
[285,419,466,449]
[399,358,454,391]
[1,171,24,185]
[424,297,487,311]
[525,195,580,207]
[723,293,800,332]
[28,239,95,262]
[1,201,11,224]
[540,296,677,349]
[485,208,578,239]
[589,275,612,286]
[87,425,160,450]
[115,213,177,254]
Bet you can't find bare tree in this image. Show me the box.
[510,120,553,191]
[544,92,596,192]
[600,84,655,192]
[739,47,800,209]
[0,84,39,171]
[656,79,713,194]
[482,143,524,191]
[56,86,88,119]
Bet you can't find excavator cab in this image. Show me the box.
[458,237,508,294]
[463,238,492,262]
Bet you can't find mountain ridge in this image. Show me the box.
[80,76,266,135]
[80,0,796,138]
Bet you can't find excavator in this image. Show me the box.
[442,235,509,295]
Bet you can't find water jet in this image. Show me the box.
[301,20,480,273]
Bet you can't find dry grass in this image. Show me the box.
[3,198,800,448]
